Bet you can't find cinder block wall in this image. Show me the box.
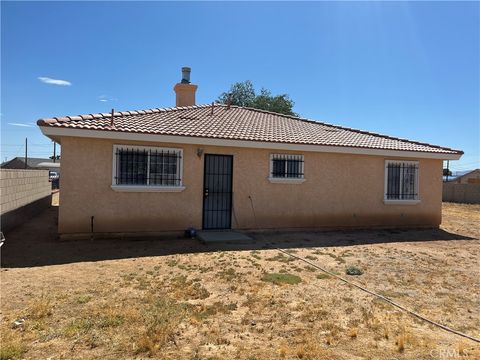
[0,169,51,215]
[443,182,480,204]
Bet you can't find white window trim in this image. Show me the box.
[111,185,185,192]
[384,160,420,205]
[111,144,184,192]
[269,153,305,183]
[268,177,306,184]
[383,199,420,205]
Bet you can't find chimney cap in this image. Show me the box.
[181,67,191,84]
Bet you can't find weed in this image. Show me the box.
[383,326,389,340]
[166,259,178,267]
[0,343,26,360]
[326,335,334,345]
[378,290,405,298]
[122,272,139,284]
[250,250,261,260]
[218,267,237,282]
[64,318,94,336]
[194,302,237,321]
[312,250,347,264]
[169,275,210,300]
[28,295,52,319]
[136,297,190,354]
[64,306,124,337]
[305,255,318,261]
[266,253,296,263]
[345,306,354,314]
[262,273,301,285]
[300,307,328,322]
[316,273,330,280]
[396,334,405,353]
[76,295,92,304]
[135,277,151,290]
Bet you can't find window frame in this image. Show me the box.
[384,160,420,205]
[268,153,306,184]
[111,144,185,192]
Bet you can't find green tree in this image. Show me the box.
[218,81,298,116]
[218,80,255,108]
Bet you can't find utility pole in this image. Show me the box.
[24,137,28,169]
[53,141,56,163]
[446,160,450,182]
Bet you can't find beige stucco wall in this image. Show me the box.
[58,136,443,234]
[0,169,51,214]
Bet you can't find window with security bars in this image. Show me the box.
[385,161,419,200]
[270,154,304,178]
[114,146,182,186]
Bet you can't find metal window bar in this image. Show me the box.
[271,154,304,178]
[115,148,182,186]
[386,163,418,200]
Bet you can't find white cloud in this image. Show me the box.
[38,77,72,86]
[8,122,33,127]
[98,94,117,103]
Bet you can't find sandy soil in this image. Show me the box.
[1,196,479,359]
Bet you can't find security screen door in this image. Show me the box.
[202,154,233,230]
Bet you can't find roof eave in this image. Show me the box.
[38,125,463,160]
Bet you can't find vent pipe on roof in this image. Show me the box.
[174,67,197,107]
[181,67,191,84]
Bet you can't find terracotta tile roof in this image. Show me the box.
[37,104,462,155]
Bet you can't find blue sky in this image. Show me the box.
[1,1,479,172]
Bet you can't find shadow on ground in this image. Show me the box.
[1,206,475,268]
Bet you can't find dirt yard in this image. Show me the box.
[1,197,479,359]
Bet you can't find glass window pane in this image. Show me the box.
[386,162,418,200]
[149,150,179,186]
[272,159,286,177]
[287,159,301,178]
[117,149,147,185]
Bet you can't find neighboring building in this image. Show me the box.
[443,169,480,204]
[1,157,60,175]
[446,169,480,185]
[37,68,463,237]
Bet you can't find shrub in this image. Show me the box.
[346,266,363,276]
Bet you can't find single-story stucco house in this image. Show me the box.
[446,169,480,185]
[38,68,463,238]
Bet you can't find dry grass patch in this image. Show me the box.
[135,297,190,355]
[261,272,302,285]
[1,202,479,359]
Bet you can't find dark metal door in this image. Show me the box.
[202,154,233,230]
